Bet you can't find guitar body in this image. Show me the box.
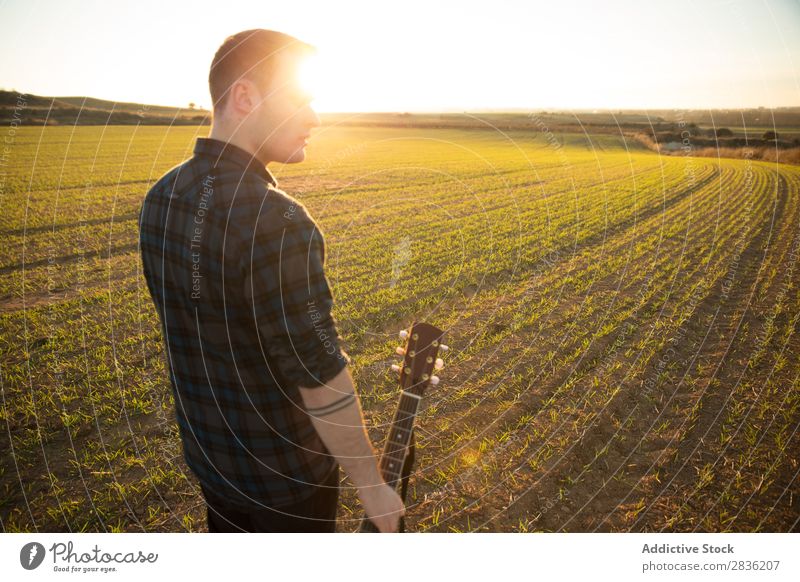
[359,321,446,533]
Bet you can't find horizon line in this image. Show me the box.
[3,89,800,114]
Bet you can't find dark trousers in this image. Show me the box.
[201,465,340,532]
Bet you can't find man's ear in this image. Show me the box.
[229,78,261,117]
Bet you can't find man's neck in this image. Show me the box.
[208,124,268,166]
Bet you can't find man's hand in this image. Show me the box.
[299,367,406,532]
[358,483,405,533]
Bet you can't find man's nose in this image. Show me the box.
[308,106,321,129]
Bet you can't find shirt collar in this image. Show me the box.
[193,137,277,186]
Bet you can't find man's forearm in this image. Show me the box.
[299,366,385,489]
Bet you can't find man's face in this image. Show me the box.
[237,55,320,164]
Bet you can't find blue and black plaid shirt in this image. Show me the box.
[139,137,350,509]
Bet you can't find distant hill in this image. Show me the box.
[2,90,799,133]
[0,90,210,126]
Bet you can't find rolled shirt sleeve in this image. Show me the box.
[241,198,351,390]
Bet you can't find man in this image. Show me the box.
[138,29,404,533]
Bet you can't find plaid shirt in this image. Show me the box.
[139,137,351,509]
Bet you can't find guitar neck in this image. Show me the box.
[359,391,421,533]
[378,391,421,488]
[358,321,445,533]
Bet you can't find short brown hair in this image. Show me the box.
[208,29,314,112]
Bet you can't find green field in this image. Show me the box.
[1,124,799,532]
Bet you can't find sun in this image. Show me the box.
[296,54,324,105]
[292,50,356,112]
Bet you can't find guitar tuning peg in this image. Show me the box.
[396,346,406,356]
[439,344,449,352]
[435,358,444,370]
[391,364,401,372]
[399,330,409,340]
[430,375,440,386]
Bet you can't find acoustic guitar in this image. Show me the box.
[358,321,447,532]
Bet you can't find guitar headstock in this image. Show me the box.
[390,321,447,397]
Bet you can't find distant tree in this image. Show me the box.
[684,122,700,136]
[188,102,196,110]
[762,130,779,141]
[715,127,733,138]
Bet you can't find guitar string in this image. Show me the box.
[383,392,418,464]
[381,397,415,475]
[382,353,438,470]
[385,403,415,474]
[380,392,420,484]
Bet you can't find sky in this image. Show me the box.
[1,0,799,112]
